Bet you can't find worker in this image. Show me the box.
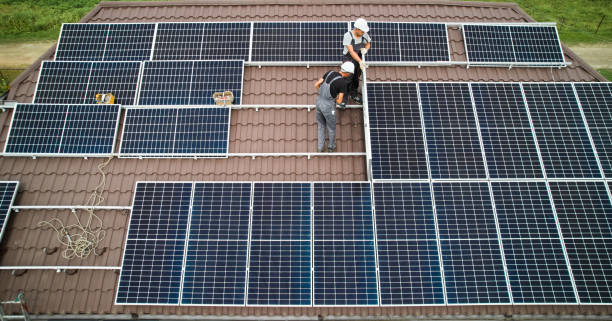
[314,61,355,153]
[342,18,371,104]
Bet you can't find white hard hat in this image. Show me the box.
[354,18,369,33]
[341,61,355,74]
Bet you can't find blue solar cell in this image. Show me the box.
[534,127,601,178]
[313,182,374,240]
[199,22,250,61]
[138,60,243,105]
[370,128,428,180]
[373,182,436,240]
[120,107,230,156]
[5,104,68,154]
[56,23,154,61]
[5,104,120,155]
[511,26,564,63]
[182,240,248,305]
[426,127,487,179]
[463,25,514,63]
[364,22,400,62]
[189,60,243,105]
[524,83,601,178]
[564,238,612,303]
[420,83,476,128]
[153,23,204,60]
[59,104,120,154]
[399,23,449,62]
[503,238,575,303]
[120,108,177,154]
[549,181,612,239]
[301,22,347,62]
[472,83,531,127]
[189,183,251,240]
[103,24,155,61]
[441,239,510,304]
[34,61,91,104]
[313,240,378,305]
[433,182,498,239]
[85,62,141,105]
[248,183,311,305]
[173,108,230,154]
[55,24,109,61]
[251,22,300,62]
[574,83,612,176]
[252,183,310,241]
[491,182,558,239]
[366,83,421,129]
[313,182,377,305]
[116,239,184,304]
[247,240,311,305]
[126,182,192,240]
[377,240,444,305]
[0,182,19,244]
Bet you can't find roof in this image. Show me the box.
[1,0,610,319]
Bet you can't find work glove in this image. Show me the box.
[360,48,368,56]
[337,102,347,110]
[359,60,367,70]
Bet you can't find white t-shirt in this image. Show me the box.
[342,31,371,55]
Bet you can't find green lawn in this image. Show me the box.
[598,68,612,81]
[0,0,611,44]
[0,68,25,95]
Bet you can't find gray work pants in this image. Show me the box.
[316,108,336,152]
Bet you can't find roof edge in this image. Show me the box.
[97,0,521,8]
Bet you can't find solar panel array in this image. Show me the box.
[5,104,120,155]
[463,24,565,65]
[0,182,19,244]
[120,107,231,157]
[363,80,612,306]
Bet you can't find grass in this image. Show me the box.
[597,68,612,80]
[0,68,26,95]
[0,0,611,44]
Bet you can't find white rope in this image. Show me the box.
[37,156,113,260]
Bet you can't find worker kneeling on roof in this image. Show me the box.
[343,18,371,104]
[314,61,354,153]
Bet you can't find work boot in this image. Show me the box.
[351,95,362,104]
[328,147,336,153]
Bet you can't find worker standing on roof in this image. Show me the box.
[314,61,355,153]
[343,18,371,104]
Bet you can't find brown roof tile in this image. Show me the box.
[1,0,610,318]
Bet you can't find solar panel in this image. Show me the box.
[433,182,510,304]
[5,104,120,155]
[511,26,564,64]
[548,181,612,303]
[472,83,543,178]
[463,24,564,65]
[313,182,377,305]
[120,107,230,156]
[366,83,427,180]
[301,22,347,62]
[523,83,600,178]
[491,182,576,303]
[0,182,19,244]
[34,61,141,105]
[574,83,612,176]
[251,22,300,62]
[373,182,444,305]
[420,83,487,179]
[117,182,193,305]
[56,23,155,61]
[248,183,311,305]
[138,60,243,105]
[55,24,108,61]
[182,183,251,305]
[399,23,449,62]
[364,22,400,62]
[463,25,514,63]
[153,23,250,61]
